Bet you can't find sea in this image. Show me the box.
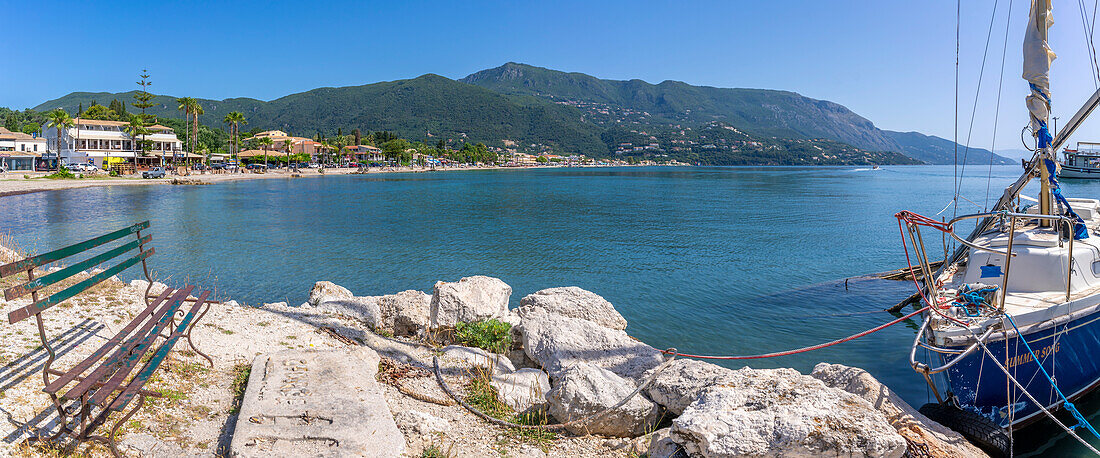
[4,165,1100,455]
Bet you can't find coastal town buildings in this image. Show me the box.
[44,118,184,169]
[0,127,46,171]
[246,130,323,158]
[343,145,384,162]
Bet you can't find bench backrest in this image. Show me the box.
[0,221,154,324]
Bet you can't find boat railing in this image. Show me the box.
[947,211,1076,305]
[907,211,1077,402]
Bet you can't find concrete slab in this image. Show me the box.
[230,347,406,457]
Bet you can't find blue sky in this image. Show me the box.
[3,0,1100,150]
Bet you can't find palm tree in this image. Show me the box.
[223,111,246,172]
[124,115,150,164]
[285,139,296,172]
[45,109,74,172]
[257,136,273,171]
[191,103,204,167]
[176,97,195,163]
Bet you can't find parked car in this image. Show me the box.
[142,167,166,179]
[210,163,226,170]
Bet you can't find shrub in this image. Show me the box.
[455,319,511,354]
[44,166,76,179]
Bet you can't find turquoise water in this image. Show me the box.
[5,165,1100,454]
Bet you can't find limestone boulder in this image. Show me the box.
[812,363,989,458]
[671,366,906,458]
[315,296,383,328]
[130,279,169,296]
[430,276,511,328]
[380,290,431,336]
[644,359,740,415]
[520,308,663,381]
[308,281,353,306]
[547,364,659,437]
[491,368,551,414]
[518,287,627,330]
[440,345,515,374]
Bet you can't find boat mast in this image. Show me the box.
[1025,0,1057,225]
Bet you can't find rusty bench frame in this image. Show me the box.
[0,221,214,457]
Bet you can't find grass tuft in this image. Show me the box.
[228,362,252,415]
[454,319,511,354]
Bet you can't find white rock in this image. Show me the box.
[518,287,627,330]
[671,366,906,458]
[812,363,989,458]
[394,410,449,435]
[0,244,20,264]
[636,427,682,458]
[316,296,383,329]
[130,280,169,296]
[380,290,431,336]
[308,281,353,306]
[547,364,659,437]
[263,301,289,309]
[520,308,663,381]
[644,359,739,415]
[224,300,240,307]
[430,276,511,328]
[491,368,550,414]
[440,345,515,374]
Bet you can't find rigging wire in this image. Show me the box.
[954,0,961,220]
[956,0,1002,213]
[987,0,1014,211]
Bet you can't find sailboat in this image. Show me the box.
[900,0,1100,455]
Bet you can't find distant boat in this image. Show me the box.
[872,165,881,170]
[1057,142,1100,178]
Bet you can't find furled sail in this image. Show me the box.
[1024,0,1056,147]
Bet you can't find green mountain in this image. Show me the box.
[460,63,1012,165]
[32,63,1005,165]
[33,75,609,155]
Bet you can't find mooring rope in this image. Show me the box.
[432,350,677,431]
[969,327,1100,456]
[659,306,927,360]
[1003,314,1100,441]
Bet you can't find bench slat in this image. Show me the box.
[43,288,173,394]
[3,235,151,301]
[7,249,154,324]
[62,286,194,402]
[0,221,149,278]
[107,290,211,411]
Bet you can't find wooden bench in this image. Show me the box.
[0,221,214,457]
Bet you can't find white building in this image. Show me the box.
[45,118,183,168]
[0,127,47,171]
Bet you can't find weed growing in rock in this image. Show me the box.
[229,362,252,415]
[454,319,511,354]
[465,366,513,419]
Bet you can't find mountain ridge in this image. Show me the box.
[32,63,1008,165]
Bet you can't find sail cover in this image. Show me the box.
[1024,0,1056,147]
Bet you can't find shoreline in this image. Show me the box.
[0,165,533,198]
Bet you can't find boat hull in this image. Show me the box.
[1057,164,1100,179]
[941,306,1100,428]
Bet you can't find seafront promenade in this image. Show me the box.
[0,164,554,198]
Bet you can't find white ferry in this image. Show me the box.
[1058,142,1100,179]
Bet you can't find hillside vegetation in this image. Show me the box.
[31,63,1007,165]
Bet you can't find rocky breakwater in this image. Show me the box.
[297,277,987,458]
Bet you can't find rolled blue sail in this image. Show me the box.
[1044,158,1089,239]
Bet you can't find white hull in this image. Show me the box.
[1058,164,1100,179]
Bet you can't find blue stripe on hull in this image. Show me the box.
[942,308,1100,428]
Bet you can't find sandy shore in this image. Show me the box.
[0,165,515,198]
